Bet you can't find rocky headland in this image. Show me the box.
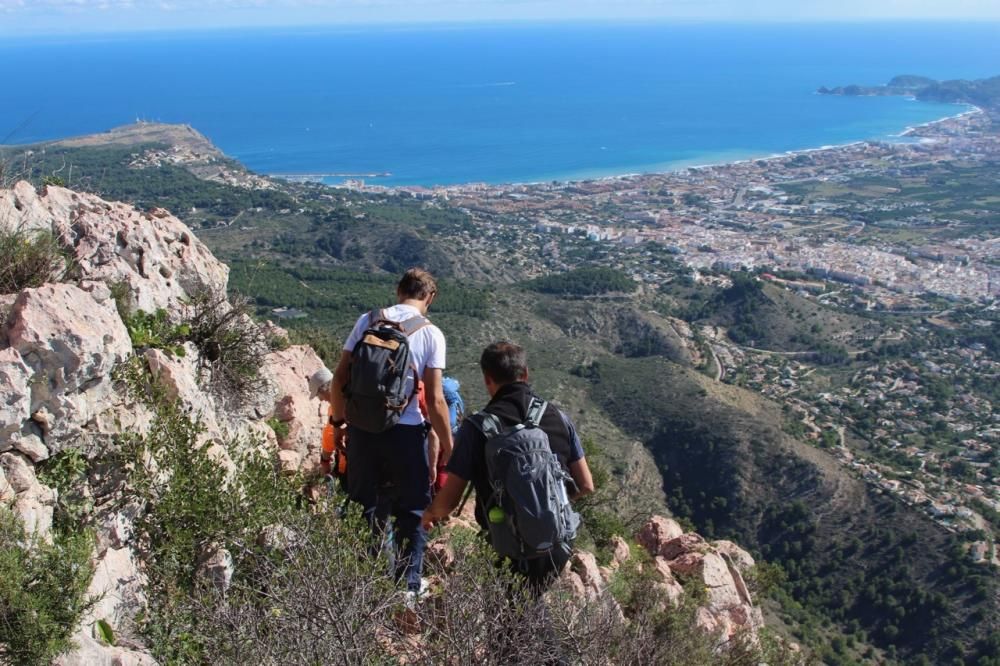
[818,74,1000,120]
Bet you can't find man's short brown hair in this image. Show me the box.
[480,341,528,385]
[397,267,437,301]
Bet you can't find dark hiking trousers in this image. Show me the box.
[347,424,430,592]
[509,543,572,597]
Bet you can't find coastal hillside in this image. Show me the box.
[819,74,1000,121]
[4,119,1000,664]
[0,181,785,665]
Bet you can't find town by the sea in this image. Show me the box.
[2,22,999,186]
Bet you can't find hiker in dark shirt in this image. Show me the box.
[422,341,594,591]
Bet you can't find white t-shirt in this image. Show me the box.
[344,304,447,426]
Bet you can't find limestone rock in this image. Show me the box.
[636,515,684,557]
[264,345,327,469]
[97,510,137,555]
[652,556,685,605]
[0,465,12,502]
[144,345,222,437]
[570,550,604,600]
[0,451,36,493]
[695,607,723,637]
[196,545,234,594]
[13,484,57,539]
[425,540,456,574]
[0,182,228,312]
[13,432,49,463]
[712,539,756,573]
[4,284,131,452]
[609,535,631,569]
[0,347,32,441]
[277,449,301,474]
[669,551,744,613]
[54,634,158,666]
[257,524,300,554]
[85,546,148,630]
[559,569,588,601]
[659,532,708,561]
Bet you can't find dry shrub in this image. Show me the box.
[0,225,67,294]
[183,290,276,406]
[169,513,807,666]
[169,509,398,665]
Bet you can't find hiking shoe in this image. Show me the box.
[404,578,430,610]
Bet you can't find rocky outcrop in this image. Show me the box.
[0,182,329,665]
[633,516,764,645]
[0,181,228,312]
[550,516,763,648]
[636,514,685,555]
[264,345,328,471]
[5,283,132,454]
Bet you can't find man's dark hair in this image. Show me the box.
[480,341,528,385]
[397,267,437,301]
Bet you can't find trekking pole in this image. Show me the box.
[453,484,475,517]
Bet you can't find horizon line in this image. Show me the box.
[4,17,1000,41]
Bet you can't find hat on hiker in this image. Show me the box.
[309,367,334,399]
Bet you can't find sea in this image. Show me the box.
[1,22,999,187]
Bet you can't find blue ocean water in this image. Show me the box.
[1,23,998,186]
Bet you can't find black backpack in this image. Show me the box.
[345,309,430,434]
[470,398,581,560]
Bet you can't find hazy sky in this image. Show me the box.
[3,0,1000,36]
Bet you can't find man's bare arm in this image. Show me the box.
[327,351,352,422]
[569,458,595,500]
[427,428,440,484]
[422,367,454,465]
[422,472,468,530]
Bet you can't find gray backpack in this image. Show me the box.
[344,309,430,434]
[471,398,580,560]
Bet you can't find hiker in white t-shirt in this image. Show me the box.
[327,268,453,599]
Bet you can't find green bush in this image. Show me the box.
[35,449,94,533]
[122,308,190,357]
[0,226,67,294]
[114,362,303,661]
[117,289,279,406]
[165,509,802,666]
[575,453,628,564]
[0,509,96,665]
[265,417,290,441]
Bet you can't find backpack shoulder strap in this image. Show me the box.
[367,308,386,328]
[399,314,432,337]
[525,398,548,428]
[469,411,505,440]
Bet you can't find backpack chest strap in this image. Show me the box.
[525,398,548,428]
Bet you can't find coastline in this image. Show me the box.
[336,104,982,193]
[897,104,981,137]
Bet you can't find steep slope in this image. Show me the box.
[0,182,775,664]
[571,352,998,662]
[7,125,998,663]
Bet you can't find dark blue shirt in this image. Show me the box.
[446,382,584,525]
